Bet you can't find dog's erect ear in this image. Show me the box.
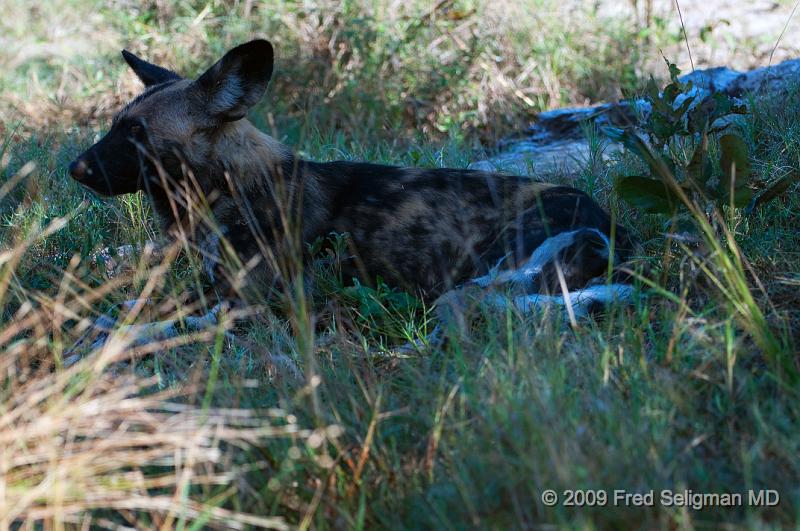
[121,50,181,87]
[193,40,274,122]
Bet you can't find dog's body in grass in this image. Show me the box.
[68,40,633,351]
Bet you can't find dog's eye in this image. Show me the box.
[130,124,142,135]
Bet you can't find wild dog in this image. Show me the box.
[68,40,633,351]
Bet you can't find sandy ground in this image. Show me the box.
[591,0,800,71]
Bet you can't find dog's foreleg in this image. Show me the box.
[89,301,231,352]
[64,299,229,364]
[65,300,303,381]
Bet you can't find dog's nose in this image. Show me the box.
[69,159,88,180]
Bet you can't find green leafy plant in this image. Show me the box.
[607,60,752,215]
[309,232,424,341]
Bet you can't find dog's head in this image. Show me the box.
[68,40,274,195]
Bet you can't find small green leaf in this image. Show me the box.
[645,76,661,102]
[709,92,747,120]
[719,134,750,177]
[718,134,752,207]
[616,175,683,214]
[663,83,679,104]
[668,61,682,83]
[673,94,695,121]
[687,97,713,134]
[728,186,753,208]
[686,133,713,184]
[649,112,676,141]
[745,170,800,214]
[604,127,674,180]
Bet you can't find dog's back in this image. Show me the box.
[307,162,629,296]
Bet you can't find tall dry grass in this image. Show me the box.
[0,207,336,528]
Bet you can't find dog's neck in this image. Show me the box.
[210,121,297,190]
[146,120,330,242]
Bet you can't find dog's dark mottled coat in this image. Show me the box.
[69,40,629,302]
